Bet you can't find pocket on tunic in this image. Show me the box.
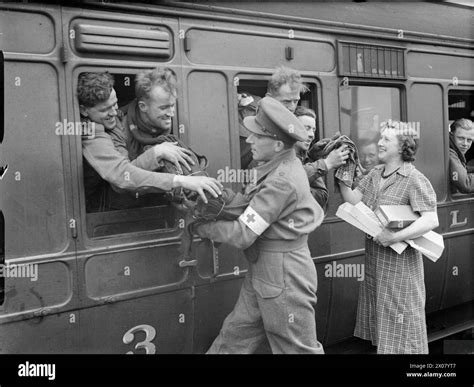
[251,251,285,299]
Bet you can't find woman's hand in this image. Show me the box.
[373,229,398,247]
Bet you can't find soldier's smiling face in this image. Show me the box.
[80,88,118,130]
[138,85,176,131]
[452,127,474,155]
[360,142,379,171]
[246,133,281,161]
[296,115,316,151]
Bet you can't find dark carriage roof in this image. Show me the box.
[167,1,473,41]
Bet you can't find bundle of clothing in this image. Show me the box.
[179,188,249,260]
[145,133,210,205]
[308,132,364,188]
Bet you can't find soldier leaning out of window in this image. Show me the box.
[239,66,349,197]
[78,72,222,212]
[449,118,474,194]
[293,106,329,212]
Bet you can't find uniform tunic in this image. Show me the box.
[354,162,437,354]
[196,148,325,354]
[449,134,474,193]
[82,117,173,212]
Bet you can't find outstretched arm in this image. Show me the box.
[337,179,363,205]
[195,177,296,249]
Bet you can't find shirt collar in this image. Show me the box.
[398,162,414,177]
[374,161,414,177]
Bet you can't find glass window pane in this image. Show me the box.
[236,79,319,171]
[80,72,178,238]
[340,85,400,173]
[448,89,474,196]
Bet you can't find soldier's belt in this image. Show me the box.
[254,235,308,252]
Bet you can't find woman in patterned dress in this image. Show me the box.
[338,122,439,354]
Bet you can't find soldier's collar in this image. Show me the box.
[253,148,296,183]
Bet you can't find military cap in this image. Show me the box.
[243,96,308,144]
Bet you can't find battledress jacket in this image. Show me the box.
[82,117,174,211]
[197,148,324,252]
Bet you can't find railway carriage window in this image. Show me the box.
[448,89,474,196]
[340,85,401,174]
[236,79,318,169]
[79,72,177,238]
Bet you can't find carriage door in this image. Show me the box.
[178,20,251,352]
[62,6,195,353]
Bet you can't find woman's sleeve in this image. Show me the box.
[354,168,375,197]
[409,172,437,212]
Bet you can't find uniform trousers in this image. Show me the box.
[207,241,324,354]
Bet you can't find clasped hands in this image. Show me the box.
[373,229,399,247]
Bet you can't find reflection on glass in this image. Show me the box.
[340,85,401,173]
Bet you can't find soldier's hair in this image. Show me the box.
[267,66,309,96]
[294,106,316,119]
[450,118,474,133]
[135,67,178,101]
[77,72,114,107]
[358,139,378,150]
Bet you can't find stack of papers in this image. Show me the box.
[375,205,419,228]
[336,202,408,254]
[336,203,444,262]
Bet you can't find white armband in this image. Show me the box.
[239,206,270,235]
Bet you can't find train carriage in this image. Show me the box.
[0,0,472,354]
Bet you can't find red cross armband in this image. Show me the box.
[239,206,270,236]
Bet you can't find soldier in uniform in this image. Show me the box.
[294,106,328,211]
[121,67,183,163]
[265,66,349,179]
[449,118,474,193]
[195,96,325,354]
[79,72,222,212]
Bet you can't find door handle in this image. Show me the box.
[211,241,219,278]
[179,259,197,268]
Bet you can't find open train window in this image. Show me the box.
[448,89,474,196]
[339,85,401,174]
[236,78,318,169]
[79,72,178,238]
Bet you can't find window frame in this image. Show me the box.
[447,86,474,200]
[337,79,407,138]
[74,67,183,244]
[233,73,323,152]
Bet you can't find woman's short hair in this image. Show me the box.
[294,106,316,119]
[77,72,114,107]
[135,67,178,101]
[398,134,418,162]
